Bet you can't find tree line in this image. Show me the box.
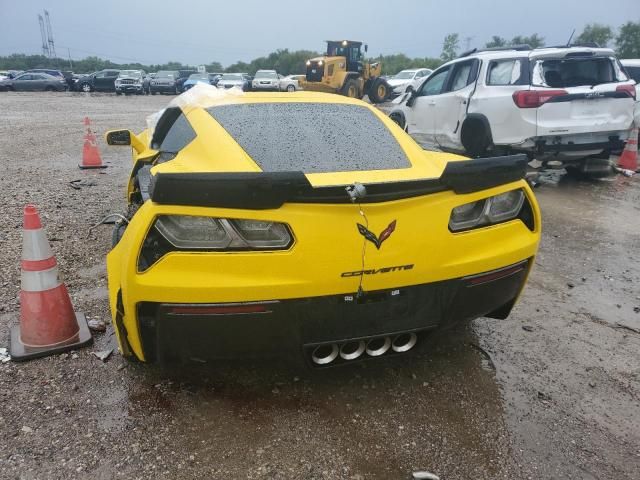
[1,21,638,77]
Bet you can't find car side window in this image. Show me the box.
[487,59,524,86]
[17,74,31,80]
[95,72,106,79]
[448,61,475,91]
[418,67,450,96]
[416,70,426,79]
[151,107,197,153]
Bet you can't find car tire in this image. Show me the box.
[80,83,92,93]
[116,91,122,95]
[341,79,359,98]
[389,111,406,130]
[461,119,492,158]
[286,84,295,92]
[45,86,55,92]
[368,77,391,104]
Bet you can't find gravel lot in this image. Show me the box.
[0,92,639,479]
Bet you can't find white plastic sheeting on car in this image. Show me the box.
[145,83,245,145]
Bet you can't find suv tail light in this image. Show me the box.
[512,89,568,108]
[616,84,636,100]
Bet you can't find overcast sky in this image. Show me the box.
[0,0,637,66]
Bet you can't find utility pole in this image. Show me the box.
[67,48,73,70]
[38,15,49,57]
[44,10,56,59]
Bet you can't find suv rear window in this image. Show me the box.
[532,57,620,88]
[206,103,410,173]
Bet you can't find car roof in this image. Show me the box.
[455,45,617,63]
[152,91,457,184]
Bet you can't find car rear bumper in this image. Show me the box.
[150,85,176,93]
[511,131,629,160]
[119,259,531,364]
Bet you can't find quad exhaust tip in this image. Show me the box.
[365,336,391,357]
[311,343,339,365]
[391,332,417,353]
[339,340,366,360]
[310,332,420,366]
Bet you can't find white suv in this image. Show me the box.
[252,70,280,91]
[620,59,640,128]
[389,46,636,171]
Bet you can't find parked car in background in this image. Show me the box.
[252,70,280,91]
[0,72,67,92]
[387,68,433,96]
[182,73,213,91]
[76,69,120,92]
[390,45,636,174]
[143,73,155,94]
[620,59,640,128]
[150,71,179,94]
[176,69,198,93]
[217,73,249,91]
[209,73,223,86]
[26,68,65,79]
[115,70,145,95]
[280,74,304,91]
[0,71,8,81]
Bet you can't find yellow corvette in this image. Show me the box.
[105,88,540,366]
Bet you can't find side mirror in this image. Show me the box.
[106,129,131,146]
[105,129,145,154]
[406,91,417,107]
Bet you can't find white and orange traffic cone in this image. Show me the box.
[618,126,638,172]
[9,205,92,361]
[79,117,107,169]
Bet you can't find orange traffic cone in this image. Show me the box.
[79,117,107,169]
[9,205,92,361]
[618,126,638,172]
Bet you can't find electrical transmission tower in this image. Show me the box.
[38,14,50,57]
[44,10,56,58]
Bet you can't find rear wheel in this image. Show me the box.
[368,77,391,104]
[45,86,55,92]
[341,79,359,98]
[286,84,295,92]
[389,111,406,130]
[80,83,92,93]
[461,119,492,157]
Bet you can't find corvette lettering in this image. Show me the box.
[341,264,414,277]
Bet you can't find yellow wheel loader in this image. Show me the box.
[300,40,392,103]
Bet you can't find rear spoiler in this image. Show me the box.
[148,154,528,209]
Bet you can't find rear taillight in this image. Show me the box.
[616,84,636,100]
[512,89,568,108]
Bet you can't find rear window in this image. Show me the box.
[206,103,410,173]
[532,57,621,88]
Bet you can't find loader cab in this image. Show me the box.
[327,40,365,73]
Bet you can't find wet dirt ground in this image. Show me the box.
[0,92,639,479]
